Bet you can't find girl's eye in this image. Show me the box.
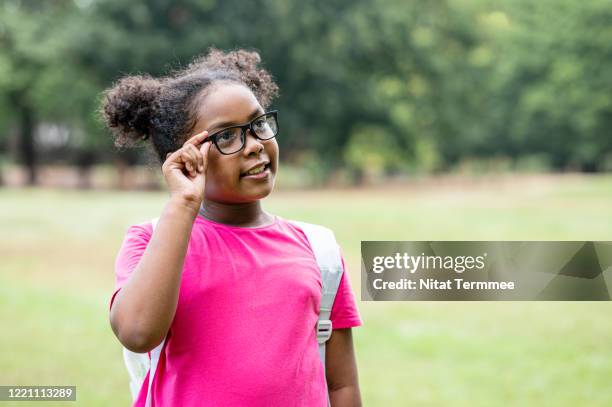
[217,130,236,142]
[253,119,266,129]
[219,132,232,140]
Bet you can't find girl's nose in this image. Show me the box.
[243,129,264,155]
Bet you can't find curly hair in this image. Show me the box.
[100,47,279,162]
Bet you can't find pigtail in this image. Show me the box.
[100,75,163,147]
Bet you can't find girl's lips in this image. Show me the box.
[240,165,271,180]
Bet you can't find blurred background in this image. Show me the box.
[1,0,611,406]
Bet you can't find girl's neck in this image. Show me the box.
[199,199,274,228]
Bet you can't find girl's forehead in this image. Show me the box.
[195,83,262,132]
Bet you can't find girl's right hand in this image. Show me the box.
[162,130,211,211]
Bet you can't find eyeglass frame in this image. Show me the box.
[202,110,279,155]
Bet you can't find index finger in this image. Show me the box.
[184,130,209,147]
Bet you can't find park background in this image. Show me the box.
[1,0,611,405]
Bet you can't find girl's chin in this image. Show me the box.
[249,183,274,198]
[241,178,275,199]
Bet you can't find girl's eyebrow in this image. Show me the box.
[208,108,264,132]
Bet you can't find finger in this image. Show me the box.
[185,145,201,174]
[184,130,209,147]
[188,144,204,173]
[180,149,197,177]
[165,148,184,165]
[199,141,212,173]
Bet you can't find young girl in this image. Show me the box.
[102,48,362,407]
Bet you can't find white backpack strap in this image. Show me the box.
[122,217,166,406]
[122,348,149,400]
[289,220,343,407]
[144,340,165,407]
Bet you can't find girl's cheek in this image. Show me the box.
[213,164,239,186]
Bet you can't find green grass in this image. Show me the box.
[1,174,612,406]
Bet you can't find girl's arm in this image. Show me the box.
[109,131,210,353]
[326,328,363,407]
[109,198,199,353]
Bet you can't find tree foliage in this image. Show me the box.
[1,0,611,184]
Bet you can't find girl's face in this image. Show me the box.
[191,82,279,204]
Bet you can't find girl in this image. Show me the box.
[102,48,362,406]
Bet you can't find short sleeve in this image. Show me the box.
[109,221,153,311]
[329,246,363,329]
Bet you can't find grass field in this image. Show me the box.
[1,174,612,406]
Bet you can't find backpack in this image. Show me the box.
[122,218,344,407]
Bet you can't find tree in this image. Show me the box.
[0,0,83,184]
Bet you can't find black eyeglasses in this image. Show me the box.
[203,110,279,155]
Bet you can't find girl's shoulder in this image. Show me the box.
[283,218,337,239]
[123,219,154,242]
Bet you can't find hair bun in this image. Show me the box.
[184,48,278,108]
[100,75,162,146]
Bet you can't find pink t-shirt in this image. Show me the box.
[110,214,362,407]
